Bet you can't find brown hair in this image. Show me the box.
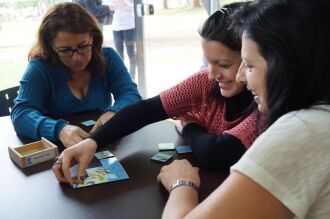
[28,2,106,75]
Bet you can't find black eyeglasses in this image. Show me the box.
[54,44,93,58]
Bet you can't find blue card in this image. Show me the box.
[73,157,129,189]
[73,167,111,189]
[150,153,173,163]
[95,150,114,160]
[81,120,96,126]
[100,157,129,182]
[175,145,192,154]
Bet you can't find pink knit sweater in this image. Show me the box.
[160,70,260,148]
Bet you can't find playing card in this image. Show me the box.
[150,152,173,163]
[95,150,114,160]
[158,143,175,151]
[175,145,192,154]
[81,120,96,126]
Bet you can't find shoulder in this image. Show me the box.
[232,105,330,218]
[24,58,52,77]
[28,57,50,68]
[101,47,123,65]
[235,105,330,172]
[24,58,68,82]
[254,105,330,152]
[102,47,117,59]
[267,105,330,141]
[189,69,210,81]
[182,69,215,89]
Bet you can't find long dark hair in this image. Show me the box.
[199,2,257,119]
[243,0,330,127]
[28,2,106,75]
[199,2,244,52]
[199,2,245,101]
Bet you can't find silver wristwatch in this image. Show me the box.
[170,179,198,192]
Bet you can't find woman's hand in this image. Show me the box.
[52,138,98,185]
[175,120,198,135]
[90,111,115,133]
[59,124,89,148]
[157,159,200,192]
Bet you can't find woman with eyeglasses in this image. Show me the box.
[11,2,141,148]
[53,2,264,185]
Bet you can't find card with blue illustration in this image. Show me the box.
[73,157,129,189]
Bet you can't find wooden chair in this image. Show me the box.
[0,86,19,117]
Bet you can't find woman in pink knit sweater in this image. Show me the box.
[53,2,262,185]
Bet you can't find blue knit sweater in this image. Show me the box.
[11,47,141,141]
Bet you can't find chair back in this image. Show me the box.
[0,86,19,117]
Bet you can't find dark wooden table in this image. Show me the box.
[0,113,228,219]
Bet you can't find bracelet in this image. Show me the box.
[170,179,198,193]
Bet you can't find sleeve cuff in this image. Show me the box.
[55,119,69,141]
[182,122,204,137]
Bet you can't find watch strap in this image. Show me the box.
[170,179,198,192]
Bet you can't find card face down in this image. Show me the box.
[158,143,175,151]
[175,146,192,154]
[150,153,173,163]
[81,120,96,127]
[95,150,114,160]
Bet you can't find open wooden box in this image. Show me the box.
[8,137,59,168]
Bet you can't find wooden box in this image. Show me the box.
[8,137,59,168]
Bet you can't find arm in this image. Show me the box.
[53,95,168,184]
[182,123,246,169]
[90,95,168,147]
[104,48,142,113]
[158,160,293,219]
[11,61,67,141]
[112,0,134,8]
[84,0,111,17]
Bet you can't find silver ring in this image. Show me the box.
[53,156,62,165]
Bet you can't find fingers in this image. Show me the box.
[64,128,90,148]
[160,165,168,172]
[90,120,102,133]
[175,123,183,135]
[52,156,67,183]
[157,164,167,182]
[78,128,90,139]
[89,123,99,133]
[76,160,89,183]
[60,125,90,147]
[61,152,73,185]
[73,135,86,144]
[156,172,162,182]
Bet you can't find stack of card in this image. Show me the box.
[150,143,193,163]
